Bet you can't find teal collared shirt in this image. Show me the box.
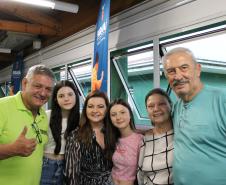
[173,86,226,185]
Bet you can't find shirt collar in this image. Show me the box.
[14,91,46,117]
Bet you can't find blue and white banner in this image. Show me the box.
[11,53,23,95]
[91,0,110,93]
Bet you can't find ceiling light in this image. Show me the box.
[33,40,41,50]
[54,1,79,13]
[0,48,11,54]
[10,0,79,13]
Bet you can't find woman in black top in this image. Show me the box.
[64,91,113,185]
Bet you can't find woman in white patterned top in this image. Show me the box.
[40,80,80,185]
[137,88,174,185]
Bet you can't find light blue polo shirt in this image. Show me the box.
[173,86,226,185]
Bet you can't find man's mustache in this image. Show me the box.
[172,80,189,87]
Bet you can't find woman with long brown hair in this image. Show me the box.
[64,91,113,185]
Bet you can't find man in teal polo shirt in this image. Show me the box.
[0,65,55,185]
[163,47,226,185]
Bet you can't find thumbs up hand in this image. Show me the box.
[13,126,37,157]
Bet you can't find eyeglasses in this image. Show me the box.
[31,122,42,144]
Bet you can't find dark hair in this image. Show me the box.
[77,90,109,146]
[50,80,80,155]
[105,98,135,160]
[145,88,172,108]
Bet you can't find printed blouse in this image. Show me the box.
[64,129,113,185]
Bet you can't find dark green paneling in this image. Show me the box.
[129,74,153,118]
[201,72,226,89]
[54,72,61,81]
[82,82,91,96]
[128,74,153,126]
[0,87,5,98]
[110,58,127,101]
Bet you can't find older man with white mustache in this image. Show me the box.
[162,47,226,185]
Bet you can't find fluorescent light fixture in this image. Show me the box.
[10,0,79,13]
[11,0,55,8]
[0,48,11,53]
[54,1,79,13]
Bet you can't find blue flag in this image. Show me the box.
[11,53,23,95]
[91,0,110,93]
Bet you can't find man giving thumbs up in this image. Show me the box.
[0,65,55,185]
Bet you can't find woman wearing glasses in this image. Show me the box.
[64,91,113,185]
[40,80,80,185]
[137,88,174,185]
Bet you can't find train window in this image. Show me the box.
[0,82,8,97]
[160,22,226,99]
[0,81,22,97]
[66,59,91,111]
[67,59,92,98]
[51,59,91,110]
[52,59,91,98]
[52,65,66,81]
[111,43,154,128]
